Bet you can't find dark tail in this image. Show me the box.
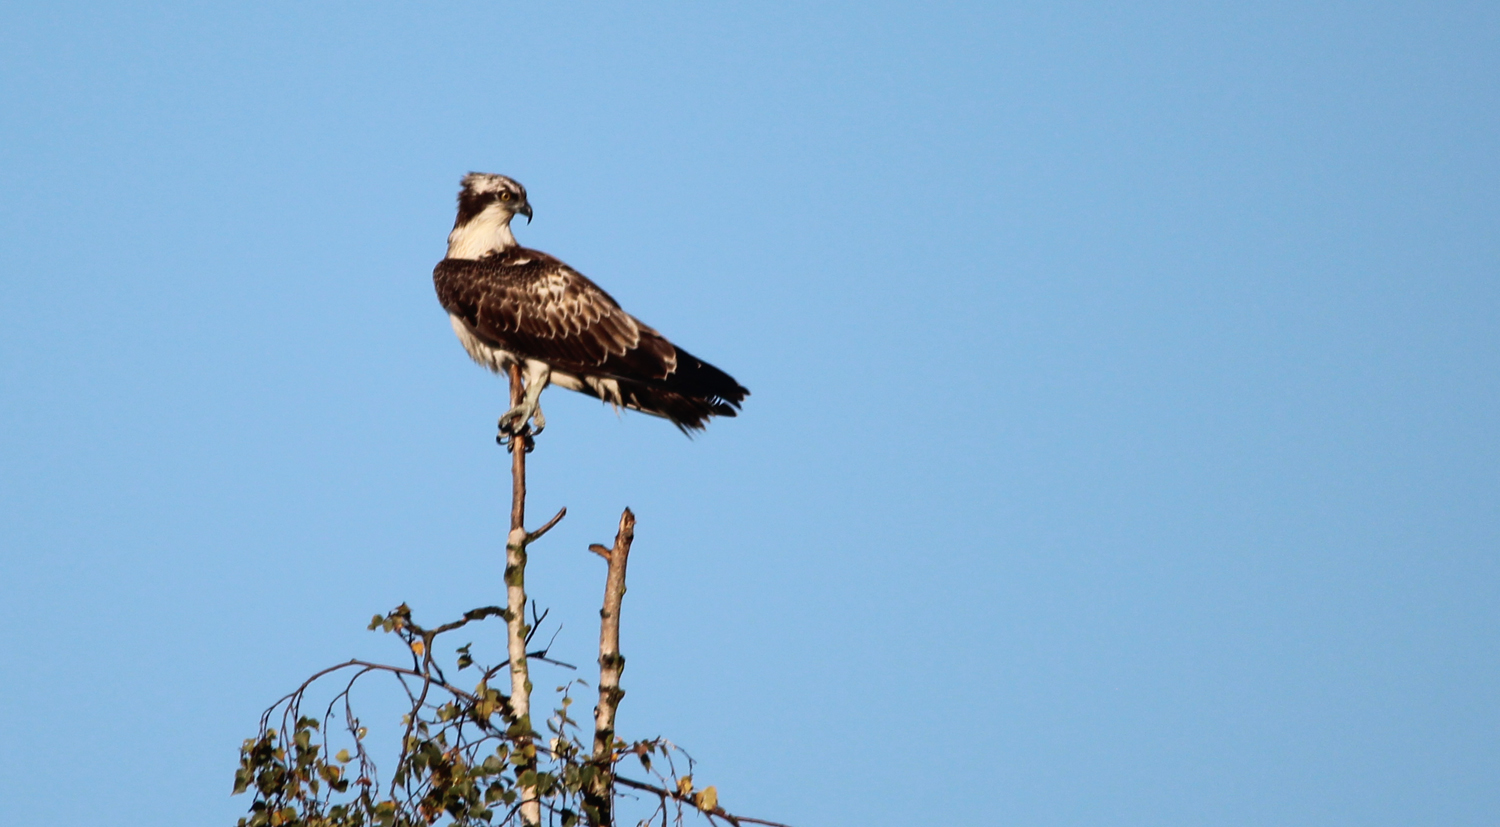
[618,346,749,433]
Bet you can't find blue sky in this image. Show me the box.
[2,2,1497,824]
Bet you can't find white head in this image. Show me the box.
[445,173,534,259]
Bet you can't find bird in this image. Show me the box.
[432,173,749,441]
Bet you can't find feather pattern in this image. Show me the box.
[434,246,748,431]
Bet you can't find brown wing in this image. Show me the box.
[434,246,749,431]
[433,247,678,380]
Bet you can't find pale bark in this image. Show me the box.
[504,362,541,827]
[584,508,636,827]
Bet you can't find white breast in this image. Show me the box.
[449,314,516,373]
[448,314,624,410]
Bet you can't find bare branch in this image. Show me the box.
[527,505,568,544]
[505,361,541,827]
[525,603,550,646]
[426,605,506,636]
[585,508,636,826]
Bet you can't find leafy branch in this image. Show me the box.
[234,601,773,827]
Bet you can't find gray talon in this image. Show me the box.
[498,402,543,437]
[497,407,525,435]
[495,361,552,444]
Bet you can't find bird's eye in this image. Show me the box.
[499,191,512,201]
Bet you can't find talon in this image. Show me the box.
[497,405,530,436]
[494,361,552,447]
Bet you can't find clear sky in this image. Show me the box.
[2,2,1497,825]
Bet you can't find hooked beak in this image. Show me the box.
[518,202,533,223]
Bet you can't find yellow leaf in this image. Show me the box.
[335,749,351,764]
[411,640,425,656]
[696,786,718,812]
[677,775,693,796]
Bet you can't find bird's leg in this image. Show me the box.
[498,360,552,439]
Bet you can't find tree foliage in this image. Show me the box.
[234,604,745,827]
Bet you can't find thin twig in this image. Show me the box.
[614,777,794,827]
[391,640,442,801]
[526,603,550,646]
[527,506,568,544]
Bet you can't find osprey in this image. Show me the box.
[433,173,748,438]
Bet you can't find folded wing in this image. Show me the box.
[434,248,748,431]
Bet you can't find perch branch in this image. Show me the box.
[505,361,541,827]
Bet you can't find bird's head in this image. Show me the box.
[447,172,533,259]
[456,173,532,225]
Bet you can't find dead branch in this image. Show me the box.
[584,508,636,825]
[528,506,568,544]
